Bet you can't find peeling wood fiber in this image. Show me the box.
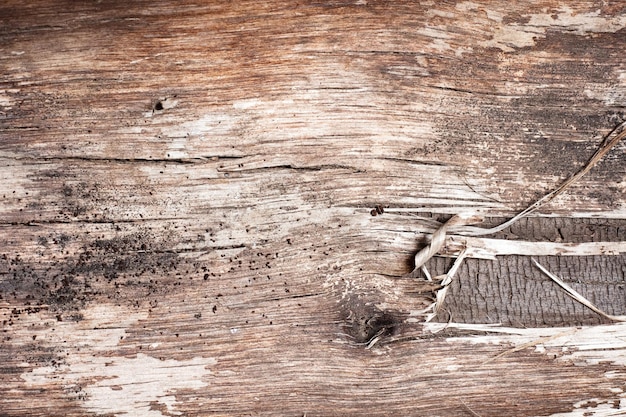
[1,1,626,416]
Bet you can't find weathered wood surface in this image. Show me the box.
[1,1,626,416]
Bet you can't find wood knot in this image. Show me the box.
[343,299,397,345]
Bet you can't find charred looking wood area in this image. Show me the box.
[1,1,626,416]
[425,217,626,326]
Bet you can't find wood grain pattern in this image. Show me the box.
[1,1,625,416]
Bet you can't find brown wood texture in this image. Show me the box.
[1,1,626,416]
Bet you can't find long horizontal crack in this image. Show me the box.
[1,155,246,164]
[217,163,362,173]
[380,157,447,167]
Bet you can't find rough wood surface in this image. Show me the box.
[1,1,626,416]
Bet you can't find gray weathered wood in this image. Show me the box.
[1,1,625,416]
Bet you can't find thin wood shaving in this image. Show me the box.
[466,120,626,236]
[441,237,626,259]
[424,248,467,322]
[532,258,626,322]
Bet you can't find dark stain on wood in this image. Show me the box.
[340,293,400,345]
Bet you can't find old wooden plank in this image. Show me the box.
[1,1,625,416]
